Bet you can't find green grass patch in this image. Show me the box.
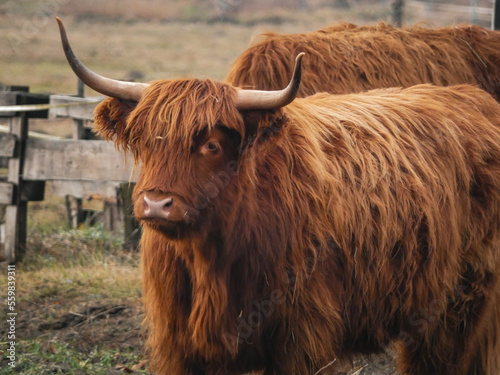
[2,339,149,375]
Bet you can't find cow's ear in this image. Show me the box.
[93,98,137,150]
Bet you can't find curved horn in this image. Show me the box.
[56,17,148,102]
[235,52,305,111]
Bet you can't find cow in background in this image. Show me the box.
[226,22,500,101]
[58,18,500,375]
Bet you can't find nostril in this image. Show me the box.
[164,198,173,208]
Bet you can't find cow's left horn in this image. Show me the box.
[235,52,304,111]
[56,17,148,102]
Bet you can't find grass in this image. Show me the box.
[1,340,148,375]
[0,223,145,373]
[0,1,485,95]
[0,2,406,95]
[1,183,143,371]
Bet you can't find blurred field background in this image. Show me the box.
[0,0,496,373]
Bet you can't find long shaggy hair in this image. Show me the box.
[94,81,500,375]
[226,22,500,101]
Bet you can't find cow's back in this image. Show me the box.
[226,22,500,100]
[264,84,500,309]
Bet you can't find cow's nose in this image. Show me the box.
[143,195,174,219]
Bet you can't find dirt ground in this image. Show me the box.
[0,289,146,373]
[20,301,144,354]
[1,294,398,375]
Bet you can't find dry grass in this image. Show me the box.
[0,1,491,97]
[0,2,413,95]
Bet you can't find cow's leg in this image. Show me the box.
[397,267,500,375]
[465,285,500,375]
[182,361,207,375]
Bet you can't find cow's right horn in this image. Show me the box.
[235,52,304,111]
[56,17,148,102]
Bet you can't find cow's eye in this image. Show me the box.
[204,141,220,153]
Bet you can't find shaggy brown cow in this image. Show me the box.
[57,19,500,375]
[226,21,500,101]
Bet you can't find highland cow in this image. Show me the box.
[58,18,500,375]
[226,21,500,101]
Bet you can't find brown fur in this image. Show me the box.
[93,80,500,375]
[225,22,500,101]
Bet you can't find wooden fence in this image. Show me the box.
[407,0,495,27]
[0,85,140,264]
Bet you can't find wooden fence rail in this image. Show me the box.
[0,85,140,264]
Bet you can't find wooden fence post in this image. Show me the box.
[67,79,86,228]
[1,86,48,263]
[120,183,141,251]
[494,0,500,30]
[391,0,404,27]
[5,101,29,263]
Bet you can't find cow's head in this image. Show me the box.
[57,18,303,240]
